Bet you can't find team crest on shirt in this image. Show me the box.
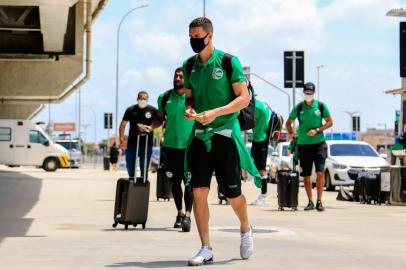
[145,112,152,119]
[166,171,173,178]
[212,68,224,80]
[315,110,321,116]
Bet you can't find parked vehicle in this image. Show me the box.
[55,140,81,168]
[269,142,292,183]
[0,120,70,171]
[321,140,389,191]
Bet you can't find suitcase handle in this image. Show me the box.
[133,134,148,184]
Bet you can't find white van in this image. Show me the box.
[0,120,70,171]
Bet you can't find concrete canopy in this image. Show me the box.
[0,0,107,119]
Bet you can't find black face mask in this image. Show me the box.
[190,33,209,53]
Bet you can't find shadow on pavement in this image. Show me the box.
[0,170,43,246]
[106,258,239,268]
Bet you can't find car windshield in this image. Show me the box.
[330,144,378,157]
[57,141,80,151]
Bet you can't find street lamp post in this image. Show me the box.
[316,65,326,100]
[249,72,291,113]
[81,124,90,162]
[115,4,148,144]
[84,105,97,168]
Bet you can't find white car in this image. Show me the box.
[269,142,293,182]
[55,140,82,168]
[321,140,389,191]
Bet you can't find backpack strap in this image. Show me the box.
[161,90,172,115]
[185,55,196,78]
[221,53,233,84]
[318,101,324,118]
[297,101,304,123]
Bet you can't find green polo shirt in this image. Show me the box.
[391,142,406,157]
[183,48,246,129]
[252,99,270,142]
[157,89,194,149]
[289,100,330,145]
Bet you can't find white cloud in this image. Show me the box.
[321,0,402,26]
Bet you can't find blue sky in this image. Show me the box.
[34,0,406,143]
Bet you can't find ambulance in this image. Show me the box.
[0,120,70,171]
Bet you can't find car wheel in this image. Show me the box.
[43,157,59,172]
[325,171,335,191]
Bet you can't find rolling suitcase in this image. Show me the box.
[358,171,381,205]
[353,177,360,202]
[156,148,173,201]
[277,162,299,211]
[112,135,150,230]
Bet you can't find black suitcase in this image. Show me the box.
[358,171,381,205]
[353,178,360,202]
[277,168,299,211]
[156,148,172,201]
[112,135,150,230]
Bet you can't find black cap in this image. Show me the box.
[303,82,316,94]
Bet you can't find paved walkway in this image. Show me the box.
[0,166,405,269]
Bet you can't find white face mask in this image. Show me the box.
[138,99,148,109]
[304,94,314,102]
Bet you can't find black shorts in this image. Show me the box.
[298,142,327,177]
[162,147,185,184]
[188,134,241,198]
[251,139,269,171]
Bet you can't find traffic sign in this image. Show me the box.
[104,113,113,129]
[284,51,305,88]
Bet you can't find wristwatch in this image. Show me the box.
[316,128,321,133]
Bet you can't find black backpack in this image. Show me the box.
[296,101,325,123]
[185,53,256,131]
[267,111,284,142]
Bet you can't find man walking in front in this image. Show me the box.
[183,17,261,266]
[157,68,194,232]
[286,82,333,211]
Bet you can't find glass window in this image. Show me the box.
[330,144,378,157]
[29,130,48,144]
[56,141,79,151]
[29,130,40,143]
[0,127,11,141]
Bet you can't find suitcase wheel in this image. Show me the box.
[142,223,146,229]
[292,207,298,211]
[125,224,129,230]
[133,224,137,228]
[112,223,118,228]
[279,207,284,211]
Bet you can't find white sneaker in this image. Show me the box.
[250,195,268,205]
[187,246,214,266]
[240,227,254,260]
